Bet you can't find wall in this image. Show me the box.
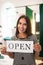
[40,4,43,57]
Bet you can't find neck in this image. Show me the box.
[17,33,27,38]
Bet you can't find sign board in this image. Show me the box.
[6,40,33,53]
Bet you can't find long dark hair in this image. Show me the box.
[16,15,32,37]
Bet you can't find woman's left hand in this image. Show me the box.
[34,43,41,52]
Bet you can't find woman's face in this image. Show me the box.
[18,18,27,34]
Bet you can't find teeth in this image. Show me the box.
[20,29,23,31]
[20,28,23,31]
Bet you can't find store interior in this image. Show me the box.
[0,0,43,65]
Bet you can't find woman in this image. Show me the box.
[1,15,41,65]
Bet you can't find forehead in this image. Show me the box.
[19,18,26,23]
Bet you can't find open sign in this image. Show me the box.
[6,40,33,53]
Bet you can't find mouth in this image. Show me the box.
[19,28,24,31]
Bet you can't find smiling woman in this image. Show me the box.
[1,15,41,65]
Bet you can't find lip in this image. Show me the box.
[19,28,24,31]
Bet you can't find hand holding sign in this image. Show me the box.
[34,43,41,52]
[1,46,6,54]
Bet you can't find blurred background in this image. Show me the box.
[0,0,43,65]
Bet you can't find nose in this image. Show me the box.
[20,24,23,28]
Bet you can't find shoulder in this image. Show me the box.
[11,35,17,40]
[28,34,38,43]
[28,34,37,39]
[31,34,37,39]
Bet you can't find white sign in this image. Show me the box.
[6,40,33,53]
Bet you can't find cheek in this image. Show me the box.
[18,24,20,28]
[24,26,27,30]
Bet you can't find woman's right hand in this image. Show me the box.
[1,46,7,54]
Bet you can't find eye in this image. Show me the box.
[23,23,27,25]
[18,22,21,24]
